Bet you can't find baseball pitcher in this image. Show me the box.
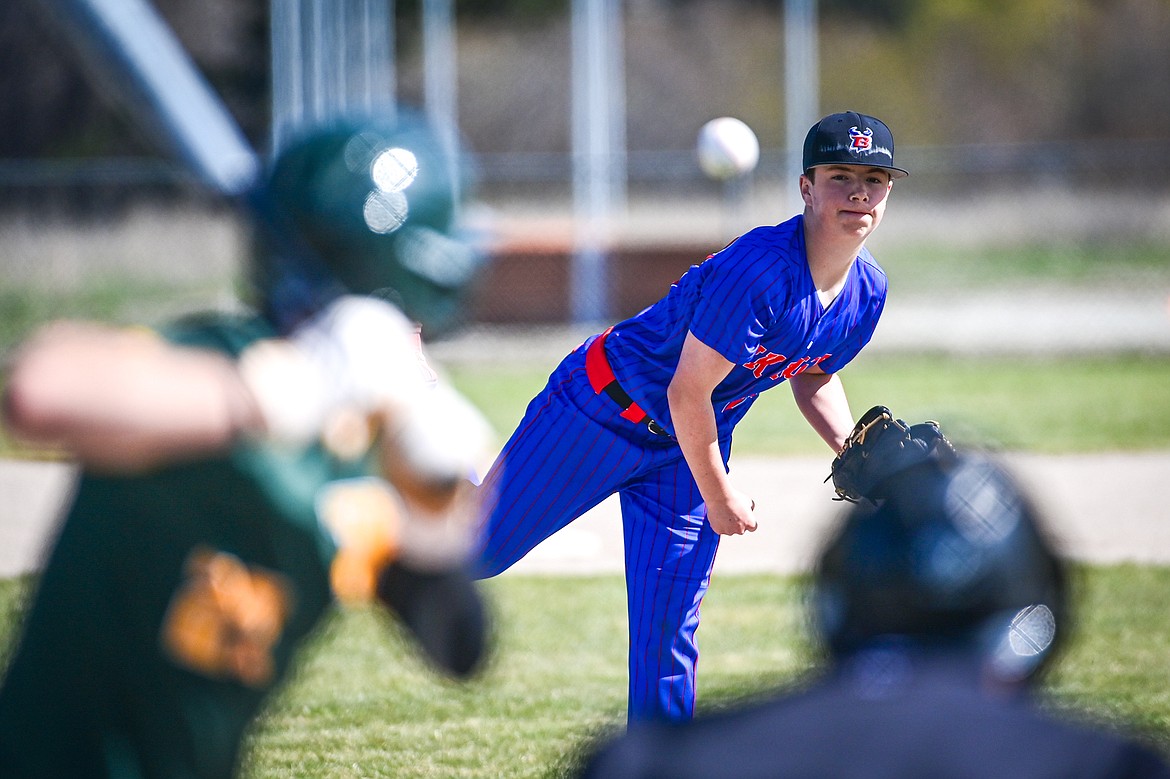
[477,112,908,722]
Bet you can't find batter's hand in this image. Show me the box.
[237,295,422,446]
[707,488,758,536]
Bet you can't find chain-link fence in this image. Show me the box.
[2,144,1169,358]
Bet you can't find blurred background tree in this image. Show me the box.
[3,0,1168,160]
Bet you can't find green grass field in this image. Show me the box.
[222,348,1169,776]
[230,566,1170,776]
[4,568,1168,778]
[876,241,1170,292]
[446,352,1170,457]
[2,347,1169,774]
[1,236,1169,775]
[6,352,1169,460]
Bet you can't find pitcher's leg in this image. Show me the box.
[475,364,651,578]
[620,461,721,721]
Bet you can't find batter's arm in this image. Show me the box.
[788,368,854,451]
[667,332,757,536]
[1,321,263,471]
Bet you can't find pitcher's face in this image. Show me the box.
[801,165,894,240]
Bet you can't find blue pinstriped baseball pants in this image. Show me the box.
[475,338,727,722]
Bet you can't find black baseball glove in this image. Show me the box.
[827,405,955,504]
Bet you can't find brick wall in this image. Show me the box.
[469,241,715,324]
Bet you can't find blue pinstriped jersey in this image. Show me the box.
[602,214,887,440]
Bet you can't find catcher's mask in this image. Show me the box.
[250,113,483,339]
[812,454,1068,683]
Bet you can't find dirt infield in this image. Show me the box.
[3,452,1167,579]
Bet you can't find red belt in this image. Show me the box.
[586,327,669,436]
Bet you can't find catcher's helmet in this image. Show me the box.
[813,454,1068,682]
[251,114,482,338]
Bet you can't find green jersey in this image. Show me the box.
[0,313,371,779]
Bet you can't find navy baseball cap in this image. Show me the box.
[803,111,908,178]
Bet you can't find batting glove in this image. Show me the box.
[237,295,423,446]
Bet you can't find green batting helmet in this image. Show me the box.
[253,114,482,338]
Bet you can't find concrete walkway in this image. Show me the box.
[3,452,1167,579]
[496,451,1170,576]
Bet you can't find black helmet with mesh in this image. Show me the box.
[813,454,1068,682]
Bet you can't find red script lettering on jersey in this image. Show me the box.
[743,346,787,378]
[725,350,832,412]
[743,347,831,381]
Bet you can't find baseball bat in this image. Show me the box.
[25,1,490,629]
[26,0,339,331]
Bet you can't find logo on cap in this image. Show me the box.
[848,126,874,153]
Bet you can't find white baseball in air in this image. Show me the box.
[696,117,760,180]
